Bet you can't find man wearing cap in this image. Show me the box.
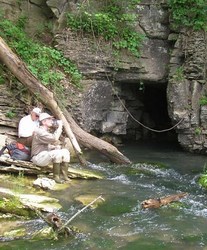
[18,107,42,147]
[31,112,70,183]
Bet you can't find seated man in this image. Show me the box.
[31,112,70,183]
[18,107,42,147]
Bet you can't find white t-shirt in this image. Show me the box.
[18,115,39,138]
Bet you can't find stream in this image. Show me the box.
[1,140,207,250]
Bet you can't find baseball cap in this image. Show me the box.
[39,112,53,121]
[32,107,41,116]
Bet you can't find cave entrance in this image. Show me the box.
[118,82,177,142]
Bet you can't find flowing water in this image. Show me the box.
[1,140,207,250]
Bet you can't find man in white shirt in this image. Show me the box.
[18,107,42,147]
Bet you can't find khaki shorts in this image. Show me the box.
[31,148,70,167]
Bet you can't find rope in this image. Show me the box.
[105,74,184,133]
[77,15,185,133]
[113,87,184,133]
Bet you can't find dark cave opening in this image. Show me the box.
[143,84,171,130]
[119,82,177,143]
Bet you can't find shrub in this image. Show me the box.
[66,0,144,57]
[0,15,82,103]
[168,0,207,31]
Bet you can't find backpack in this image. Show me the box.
[0,142,31,161]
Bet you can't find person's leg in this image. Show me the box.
[32,151,63,183]
[49,149,70,182]
[53,163,63,183]
[49,148,70,163]
[61,148,70,162]
[60,162,71,182]
[31,151,52,166]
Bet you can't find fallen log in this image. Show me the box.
[0,36,131,165]
[141,192,188,209]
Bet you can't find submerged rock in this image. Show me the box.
[75,194,105,208]
[3,228,26,238]
[67,166,104,179]
[31,227,57,240]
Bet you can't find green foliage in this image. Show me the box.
[194,127,202,135]
[198,163,207,188]
[67,0,144,57]
[172,66,184,81]
[6,110,16,119]
[0,196,22,210]
[35,21,53,38]
[199,96,207,106]
[198,174,207,188]
[0,76,4,84]
[0,196,34,217]
[168,0,207,30]
[16,15,27,29]
[0,15,82,103]
[0,66,5,85]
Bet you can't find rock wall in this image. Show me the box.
[0,0,206,154]
[167,29,207,153]
[54,0,171,139]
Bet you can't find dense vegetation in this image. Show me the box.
[0,15,82,102]
[0,0,206,103]
[66,0,144,57]
[168,0,207,106]
[168,0,207,31]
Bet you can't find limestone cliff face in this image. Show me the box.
[167,30,207,153]
[53,0,171,140]
[0,0,206,154]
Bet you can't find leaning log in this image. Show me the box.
[0,36,131,165]
[141,192,188,209]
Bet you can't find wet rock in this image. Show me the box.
[33,177,56,190]
[75,194,104,209]
[0,187,62,213]
[67,166,104,180]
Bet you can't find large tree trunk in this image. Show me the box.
[0,36,131,164]
[63,108,131,164]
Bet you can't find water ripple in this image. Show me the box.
[109,174,130,184]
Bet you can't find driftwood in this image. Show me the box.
[31,195,104,239]
[58,195,104,232]
[0,36,131,165]
[141,192,188,209]
[36,210,74,237]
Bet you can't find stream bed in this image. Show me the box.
[1,140,207,250]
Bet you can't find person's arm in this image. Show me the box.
[53,121,63,140]
[18,117,26,137]
[35,123,63,145]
